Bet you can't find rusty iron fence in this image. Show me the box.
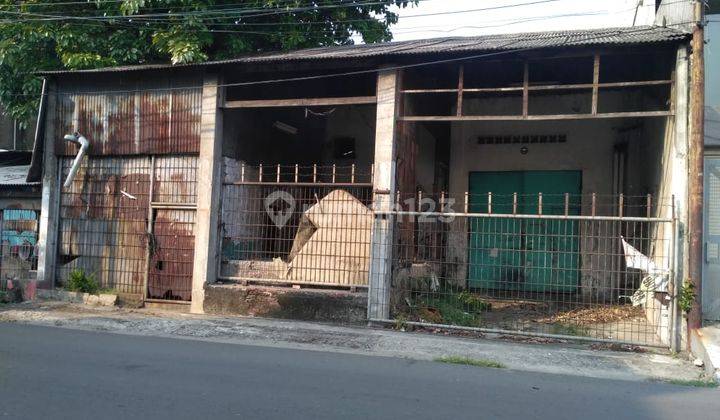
[0,209,40,297]
[219,163,373,288]
[370,193,676,347]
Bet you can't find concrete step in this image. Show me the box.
[691,323,720,380]
[143,299,191,313]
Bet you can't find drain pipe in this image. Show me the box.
[63,132,90,188]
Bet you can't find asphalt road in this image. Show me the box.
[1,324,717,420]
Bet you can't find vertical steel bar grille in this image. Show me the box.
[0,209,40,295]
[57,157,151,295]
[374,192,675,346]
[152,156,199,205]
[220,164,373,287]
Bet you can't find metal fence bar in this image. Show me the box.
[373,192,675,347]
[375,210,673,223]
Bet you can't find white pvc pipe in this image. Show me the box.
[63,133,89,188]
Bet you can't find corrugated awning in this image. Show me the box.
[0,165,39,186]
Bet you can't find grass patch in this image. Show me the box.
[415,292,491,328]
[665,379,718,388]
[434,356,506,369]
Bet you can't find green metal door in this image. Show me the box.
[468,171,581,292]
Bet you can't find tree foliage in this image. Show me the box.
[0,0,414,125]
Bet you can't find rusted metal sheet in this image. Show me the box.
[148,209,195,301]
[57,157,151,294]
[55,88,201,156]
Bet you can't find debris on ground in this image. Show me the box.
[539,305,645,325]
[590,342,647,353]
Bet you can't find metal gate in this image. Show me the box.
[373,192,677,347]
[0,209,39,295]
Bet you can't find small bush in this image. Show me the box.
[66,269,99,294]
[679,282,695,313]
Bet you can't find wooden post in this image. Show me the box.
[456,65,464,117]
[687,0,705,331]
[592,53,600,115]
[522,61,529,118]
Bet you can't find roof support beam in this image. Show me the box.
[223,96,376,108]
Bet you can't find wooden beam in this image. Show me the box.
[401,80,671,95]
[399,110,673,122]
[223,96,377,108]
[592,53,600,115]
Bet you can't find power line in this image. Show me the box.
[0,0,416,22]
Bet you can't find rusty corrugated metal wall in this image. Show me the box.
[55,87,201,300]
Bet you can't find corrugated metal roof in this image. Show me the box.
[0,165,38,186]
[40,25,688,75]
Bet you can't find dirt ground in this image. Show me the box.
[399,296,662,345]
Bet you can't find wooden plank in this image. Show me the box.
[463,87,524,93]
[592,53,600,115]
[402,89,458,94]
[399,110,673,122]
[223,96,377,108]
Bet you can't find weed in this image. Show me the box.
[457,291,492,312]
[415,292,490,328]
[679,282,695,313]
[434,356,506,369]
[66,269,99,294]
[394,315,408,331]
[550,323,590,337]
[665,378,718,388]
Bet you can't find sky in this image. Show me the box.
[389,0,657,41]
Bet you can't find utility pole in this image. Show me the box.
[688,0,705,332]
